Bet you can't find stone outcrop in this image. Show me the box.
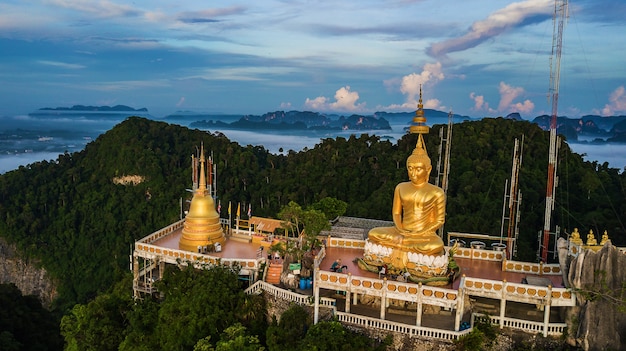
[564,243,626,351]
[0,238,57,307]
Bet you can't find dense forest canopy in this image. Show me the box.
[0,116,624,311]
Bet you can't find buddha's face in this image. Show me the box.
[407,161,431,185]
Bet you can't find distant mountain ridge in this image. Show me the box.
[27,105,626,142]
[189,110,395,132]
[528,114,626,142]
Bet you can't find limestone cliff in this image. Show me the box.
[0,238,57,308]
[564,243,626,351]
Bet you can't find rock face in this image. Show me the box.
[0,238,57,307]
[565,243,626,351]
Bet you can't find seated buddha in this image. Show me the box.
[586,229,598,246]
[367,135,445,257]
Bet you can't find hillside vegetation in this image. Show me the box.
[0,116,624,311]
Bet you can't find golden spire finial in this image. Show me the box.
[418,85,423,108]
[198,143,207,194]
[408,85,431,165]
[409,85,429,136]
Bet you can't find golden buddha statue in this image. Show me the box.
[600,230,610,246]
[367,134,445,256]
[585,229,597,246]
[570,228,583,246]
[358,88,454,285]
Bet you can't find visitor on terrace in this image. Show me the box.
[330,259,348,273]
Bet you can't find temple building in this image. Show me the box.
[131,96,625,347]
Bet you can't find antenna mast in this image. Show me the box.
[436,111,453,238]
[541,0,568,262]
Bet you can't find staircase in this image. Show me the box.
[229,232,252,243]
[265,260,283,285]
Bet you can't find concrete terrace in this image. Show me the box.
[133,218,573,340]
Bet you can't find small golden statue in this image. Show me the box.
[570,228,583,246]
[600,230,610,246]
[585,229,597,246]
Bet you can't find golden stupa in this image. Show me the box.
[179,145,225,252]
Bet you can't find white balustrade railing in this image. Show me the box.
[314,246,326,268]
[135,241,261,271]
[317,270,459,308]
[244,277,572,341]
[462,276,575,306]
[453,246,505,262]
[336,312,471,341]
[245,281,333,309]
[472,313,567,336]
[502,260,562,275]
[138,220,185,244]
[326,237,366,249]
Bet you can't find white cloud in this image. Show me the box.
[331,86,364,110]
[600,86,626,116]
[76,79,171,92]
[427,0,552,59]
[510,99,535,114]
[304,86,365,112]
[280,102,292,110]
[48,0,140,18]
[470,92,497,115]
[304,96,328,110]
[37,60,85,69]
[400,62,444,104]
[470,82,535,115]
[497,81,523,111]
[381,62,445,111]
[423,99,442,110]
[177,6,246,24]
[176,97,185,107]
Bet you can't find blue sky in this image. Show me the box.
[0,0,624,118]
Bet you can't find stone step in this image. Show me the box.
[229,233,252,243]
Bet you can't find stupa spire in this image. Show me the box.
[409,85,430,157]
[198,143,207,193]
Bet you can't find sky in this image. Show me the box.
[0,0,625,119]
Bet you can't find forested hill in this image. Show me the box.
[0,117,624,311]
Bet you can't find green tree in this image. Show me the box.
[0,283,63,351]
[301,208,330,250]
[300,320,391,351]
[60,293,129,351]
[118,297,160,351]
[278,201,304,237]
[214,323,265,351]
[266,304,310,351]
[154,264,245,351]
[311,197,348,221]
